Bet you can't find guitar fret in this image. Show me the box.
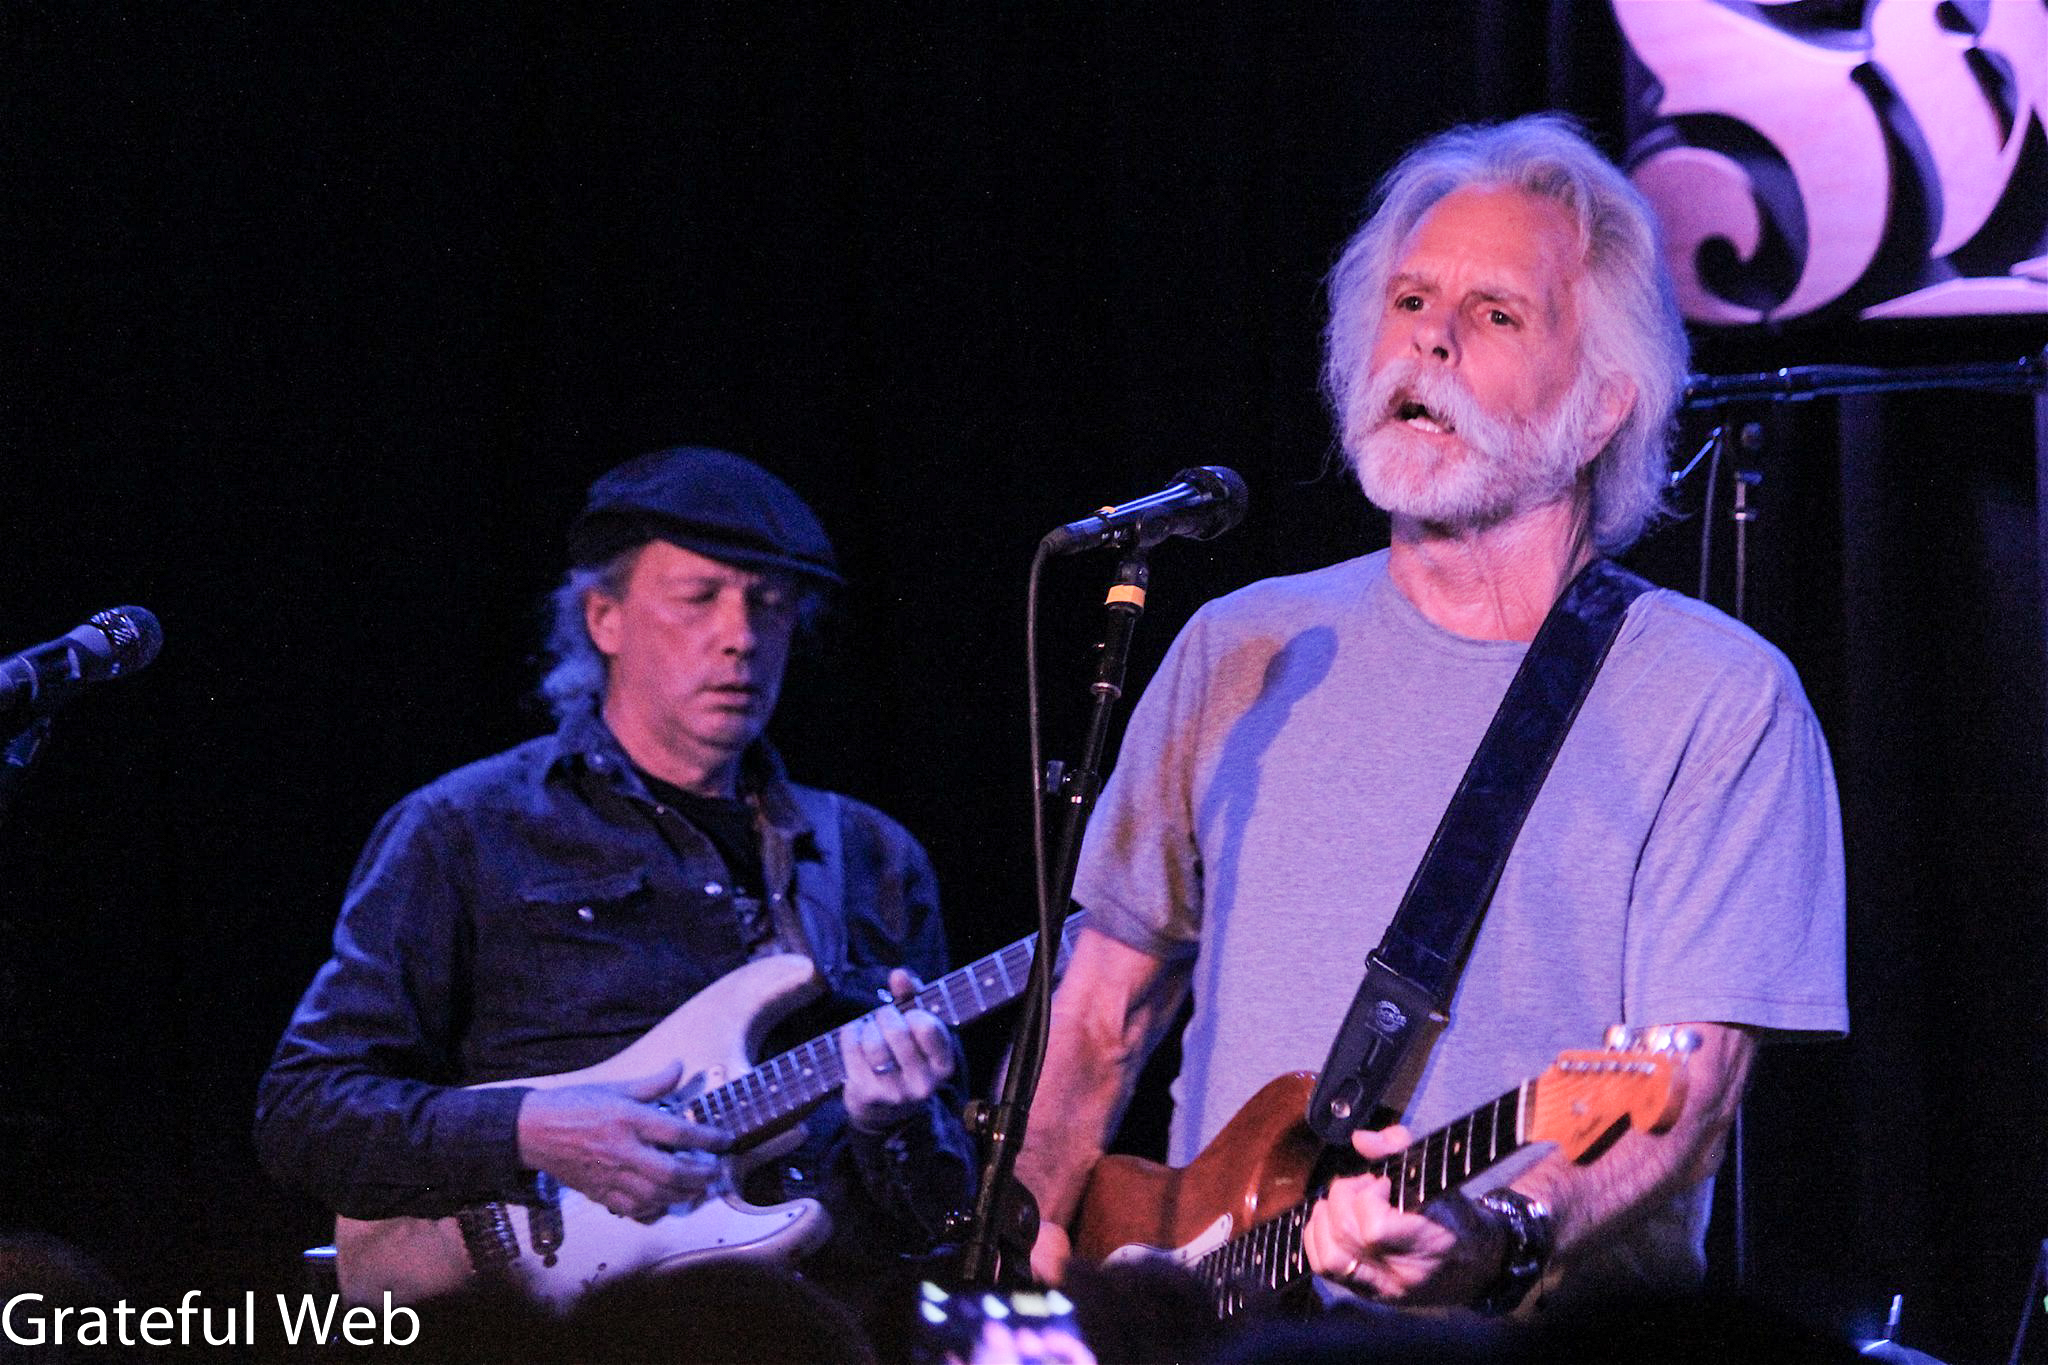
[737,1077,769,1131]
[807,1040,838,1097]
[1206,1234,1231,1315]
[760,1070,788,1122]
[796,1042,821,1088]
[936,975,967,1027]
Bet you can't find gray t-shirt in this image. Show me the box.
[1074,550,1847,1293]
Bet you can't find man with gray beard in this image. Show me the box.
[1013,116,1846,1318]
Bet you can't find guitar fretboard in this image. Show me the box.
[1195,1079,1531,1319]
[684,913,1087,1141]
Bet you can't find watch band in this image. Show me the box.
[1474,1187,1554,1314]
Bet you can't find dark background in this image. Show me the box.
[1,5,2042,1361]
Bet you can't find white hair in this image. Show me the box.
[1322,114,1689,553]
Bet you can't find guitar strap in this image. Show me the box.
[1306,557,1653,1146]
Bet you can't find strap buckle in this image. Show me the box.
[1305,952,1442,1147]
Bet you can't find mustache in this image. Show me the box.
[1360,361,1495,436]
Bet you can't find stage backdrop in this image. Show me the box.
[1,5,2041,1359]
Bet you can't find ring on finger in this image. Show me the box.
[871,1058,901,1075]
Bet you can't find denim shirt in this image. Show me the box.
[255,705,975,1263]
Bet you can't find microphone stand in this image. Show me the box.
[957,542,1151,1287]
[0,716,54,825]
[1682,347,2047,409]
[1675,347,2048,1295]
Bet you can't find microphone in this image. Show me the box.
[0,606,163,728]
[1042,466,1249,556]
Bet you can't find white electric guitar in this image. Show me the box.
[335,913,1085,1308]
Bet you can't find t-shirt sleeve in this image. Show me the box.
[1624,663,1848,1038]
[1071,608,1213,964]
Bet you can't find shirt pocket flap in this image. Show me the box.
[515,867,652,916]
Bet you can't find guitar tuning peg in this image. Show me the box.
[1604,1024,1637,1051]
[1636,1026,1701,1055]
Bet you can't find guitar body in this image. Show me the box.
[335,952,834,1309]
[1074,1072,1323,1270]
[1069,1039,1688,1318]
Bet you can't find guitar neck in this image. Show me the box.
[685,912,1087,1142]
[1196,1079,1532,1319]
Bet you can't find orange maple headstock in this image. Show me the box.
[1526,1033,1691,1163]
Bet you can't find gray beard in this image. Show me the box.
[1350,369,1599,530]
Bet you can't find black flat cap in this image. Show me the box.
[567,446,842,587]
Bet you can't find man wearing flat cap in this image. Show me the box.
[257,447,975,1304]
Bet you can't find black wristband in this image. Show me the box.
[1473,1187,1554,1315]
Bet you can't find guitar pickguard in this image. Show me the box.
[1102,1213,1235,1271]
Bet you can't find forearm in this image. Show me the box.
[1510,1023,1754,1259]
[1011,1036,1141,1229]
[1012,929,1187,1228]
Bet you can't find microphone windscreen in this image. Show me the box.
[88,606,163,677]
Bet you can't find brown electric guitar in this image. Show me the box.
[1072,1034,1689,1319]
